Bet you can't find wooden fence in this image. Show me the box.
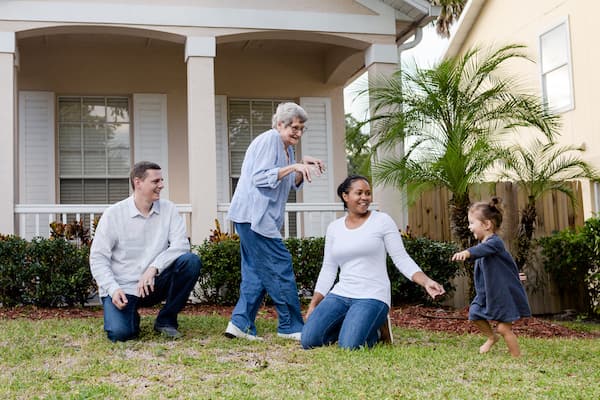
[407,181,586,314]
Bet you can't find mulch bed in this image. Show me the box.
[1,304,598,339]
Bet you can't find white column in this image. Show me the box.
[365,44,409,230]
[0,32,15,234]
[186,36,217,244]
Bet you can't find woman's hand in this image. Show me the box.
[412,271,446,300]
[301,156,325,175]
[424,279,446,300]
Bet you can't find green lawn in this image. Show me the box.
[0,314,598,399]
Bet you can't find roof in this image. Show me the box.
[381,0,441,43]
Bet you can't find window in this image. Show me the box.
[58,96,131,204]
[539,19,574,112]
[228,99,297,234]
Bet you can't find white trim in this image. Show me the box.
[0,31,15,53]
[0,1,398,35]
[365,43,398,67]
[133,93,169,199]
[538,17,575,113]
[185,36,216,61]
[214,95,230,203]
[300,96,335,202]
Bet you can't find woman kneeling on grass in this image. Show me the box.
[301,175,445,350]
[452,198,531,357]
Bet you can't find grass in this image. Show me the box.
[0,314,598,399]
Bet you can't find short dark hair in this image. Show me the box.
[469,197,504,231]
[337,175,370,209]
[130,161,161,190]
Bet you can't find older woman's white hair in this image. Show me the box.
[271,102,308,128]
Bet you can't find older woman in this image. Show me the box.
[225,102,325,341]
[301,175,445,350]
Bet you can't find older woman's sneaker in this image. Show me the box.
[224,321,264,341]
[277,332,302,341]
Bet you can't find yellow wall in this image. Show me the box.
[451,0,600,217]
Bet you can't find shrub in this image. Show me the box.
[581,217,600,314]
[194,232,459,307]
[388,235,460,305]
[284,236,325,297]
[193,238,242,305]
[538,218,600,315]
[0,235,29,307]
[24,238,93,307]
[0,236,93,307]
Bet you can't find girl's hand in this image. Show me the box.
[451,250,470,261]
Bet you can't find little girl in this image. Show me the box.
[452,197,531,357]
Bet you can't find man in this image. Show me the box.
[90,161,201,341]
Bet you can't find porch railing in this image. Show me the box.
[14,202,374,240]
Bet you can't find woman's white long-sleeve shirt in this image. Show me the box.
[313,211,422,307]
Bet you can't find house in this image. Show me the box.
[445,0,600,219]
[0,0,440,243]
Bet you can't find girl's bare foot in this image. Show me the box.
[479,335,499,354]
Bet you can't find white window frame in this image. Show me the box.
[538,17,574,113]
[57,95,132,204]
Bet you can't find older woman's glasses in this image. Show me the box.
[289,124,307,133]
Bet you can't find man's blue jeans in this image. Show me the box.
[230,223,304,335]
[301,293,389,350]
[101,252,201,342]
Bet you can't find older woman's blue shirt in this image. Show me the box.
[227,129,301,239]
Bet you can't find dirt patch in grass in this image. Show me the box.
[1,304,598,339]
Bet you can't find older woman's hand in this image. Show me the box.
[301,156,326,175]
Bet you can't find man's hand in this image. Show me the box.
[137,266,158,298]
[112,288,129,310]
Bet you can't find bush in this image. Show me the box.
[581,217,600,315]
[194,233,459,306]
[538,217,600,315]
[193,238,242,305]
[0,235,29,307]
[284,236,325,297]
[0,236,93,307]
[388,235,459,305]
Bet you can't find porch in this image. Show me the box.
[14,202,358,241]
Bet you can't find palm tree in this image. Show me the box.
[366,44,561,252]
[345,114,372,178]
[431,0,466,38]
[498,137,598,269]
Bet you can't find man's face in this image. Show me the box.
[135,169,164,203]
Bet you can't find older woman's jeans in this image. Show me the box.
[301,293,389,350]
[101,252,201,342]
[230,222,304,336]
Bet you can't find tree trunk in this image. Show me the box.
[449,192,476,299]
[516,196,536,270]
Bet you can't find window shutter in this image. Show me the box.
[299,97,335,237]
[215,95,229,203]
[133,94,169,199]
[18,91,56,238]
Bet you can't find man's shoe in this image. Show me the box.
[224,321,264,341]
[277,332,302,341]
[154,325,183,339]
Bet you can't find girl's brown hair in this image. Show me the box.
[469,197,504,231]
